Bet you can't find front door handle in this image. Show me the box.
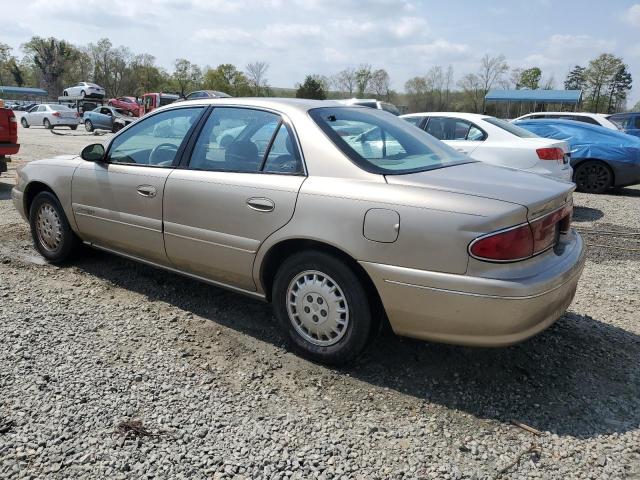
[246,197,275,212]
[137,185,157,198]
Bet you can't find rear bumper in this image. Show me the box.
[0,143,19,156]
[360,231,586,346]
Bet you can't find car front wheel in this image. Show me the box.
[574,160,613,194]
[29,191,80,263]
[272,251,374,365]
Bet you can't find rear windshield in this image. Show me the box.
[50,105,73,111]
[380,102,400,116]
[484,117,539,138]
[309,107,472,175]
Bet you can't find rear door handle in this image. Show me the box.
[137,185,157,198]
[246,197,275,212]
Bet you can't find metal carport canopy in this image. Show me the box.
[0,86,49,97]
[485,89,582,103]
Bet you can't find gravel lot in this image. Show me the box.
[1,125,639,479]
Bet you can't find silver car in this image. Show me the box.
[12,98,585,365]
[20,104,80,130]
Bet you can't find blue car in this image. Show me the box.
[514,119,640,194]
[608,112,640,138]
[83,106,135,133]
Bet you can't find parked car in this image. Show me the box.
[184,90,231,100]
[14,103,37,112]
[336,98,401,115]
[401,112,572,181]
[514,119,640,193]
[140,92,180,116]
[83,106,136,133]
[63,82,106,99]
[108,96,141,116]
[0,106,19,173]
[513,112,620,131]
[20,104,80,130]
[607,112,640,138]
[12,98,585,365]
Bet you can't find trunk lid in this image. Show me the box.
[385,162,574,219]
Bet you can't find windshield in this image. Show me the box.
[484,117,539,138]
[309,107,472,175]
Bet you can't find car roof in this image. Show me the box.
[514,118,613,131]
[401,112,491,121]
[522,111,599,118]
[171,97,346,114]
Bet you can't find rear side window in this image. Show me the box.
[574,116,600,126]
[380,103,400,115]
[402,116,424,127]
[425,117,485,141]
[189,107,303,174]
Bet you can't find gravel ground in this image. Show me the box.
[0,126,639,479]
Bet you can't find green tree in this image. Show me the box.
[9,60,24,86]
[519,67,542,90]
[172,58,202,97]
[564,65,586,90]
[606,65,632,113]
[22,36,79,95]
[203,64,250,96]
[295,75,326,99]
[369,69,391,100]
[585,53,623,112]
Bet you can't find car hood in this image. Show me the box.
[385,162,575,219]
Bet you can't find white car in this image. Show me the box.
[512,112,620,130]
[20,104,80,130]
[62,82,106,99]
[401,112,572,181]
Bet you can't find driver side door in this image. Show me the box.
[71,106,204,264]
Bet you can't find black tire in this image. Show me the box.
[272,250,374,365]
[43,118,52,129]
[574,160,613,194]
[21,117,29,128]
[29,191,80,264]
[70,125,78,131]
[85,120,94,132]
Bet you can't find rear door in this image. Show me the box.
[72,106,205,264]
[424,116,485,155]
[163,106,305,291]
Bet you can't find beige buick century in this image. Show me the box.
[12,98,585,364]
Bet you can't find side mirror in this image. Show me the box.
[81,143,106,162]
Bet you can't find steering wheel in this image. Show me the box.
[149,143,178,166]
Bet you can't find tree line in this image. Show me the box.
[0,36,635,114]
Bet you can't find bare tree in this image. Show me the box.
[245,61,269,96]
[335,68,357,97]
[444,65,454,109]
[458,73,483,113]
[369,69,391,100]
[478,54,509,112]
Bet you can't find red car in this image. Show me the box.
[107,96,140,117]
[0,106,19,174]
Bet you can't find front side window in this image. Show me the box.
[309,107,471,175]
[108,107,202,166]
[189,107,303,174]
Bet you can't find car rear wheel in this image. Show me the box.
[272,250,374,365]
[29,191,80,264]
[574,160,613,194]
[43,118,52,129]
[21,117,29,128]
[63,91,68,96]
[85,120,94,132]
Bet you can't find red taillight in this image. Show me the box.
[470,203,573,262]
[52,111,61,117]
[470,224,534,261]
[536,147,564,161]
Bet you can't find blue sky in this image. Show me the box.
[2,0,640,105]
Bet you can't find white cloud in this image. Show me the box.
[623,4,640,27]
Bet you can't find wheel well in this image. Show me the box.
[573,159,615,184]
[260,239,384,311]
[24,182,55,216]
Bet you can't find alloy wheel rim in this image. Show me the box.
[36,203,63,252]
[577,164,609,192]
[286,270,349,346]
